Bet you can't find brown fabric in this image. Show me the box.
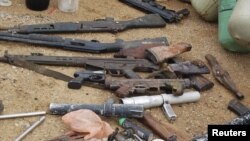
[62,109,113,140]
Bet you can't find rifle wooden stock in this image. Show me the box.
[189,75,214,91]
[145,43,192,64]
[141,111,189,141]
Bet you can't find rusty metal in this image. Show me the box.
[205,54,244,99]
[105,78,192,97]
[114,37,168,59]
[168,60,210,75]
[170,57,214,91]
[146,69,214,92]
[0,51,159,80]
[145,43,192,64]
[189,75,214,91]
[145,69,177,79]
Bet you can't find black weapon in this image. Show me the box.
[0,32,168,53]
[9,14,166,34]
[68,70,106,89]
[49,99,144,118]
[119,0,190,22]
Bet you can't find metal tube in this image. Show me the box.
[0,111,46,119]
[49,99,144,118]
[15,116,46,141]
[121,91,200,108]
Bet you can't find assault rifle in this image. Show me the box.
[0,51,159,79]
[0,32,168,53]
[119,0,190,22]
[9,14,166,34]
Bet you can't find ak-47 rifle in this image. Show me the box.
[0,51,159,80]
[8,14,166,34]
[119,0,190,22]
[0,32,168,53]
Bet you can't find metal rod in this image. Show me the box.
[0,111,46,119]
[15,116,46,141]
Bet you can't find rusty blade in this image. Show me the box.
[205,54,244,99]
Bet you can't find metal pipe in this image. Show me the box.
[121,91,200,108]
[0,111,46,119]
[15,116,46,141]
[49,99,144,118]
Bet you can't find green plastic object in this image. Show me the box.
[118,118,126,126]
[218,0,250,52]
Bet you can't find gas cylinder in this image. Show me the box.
[218,0,250,52]
[229,0,250,49]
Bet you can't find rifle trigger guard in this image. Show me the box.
[89,74,105,83]
[108,70,123,77]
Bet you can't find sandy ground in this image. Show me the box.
[0,0,249,141]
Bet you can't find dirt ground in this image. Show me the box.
[0,0,249,141]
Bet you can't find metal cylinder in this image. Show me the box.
[121,91,200,108]
[15,116,46,141]
[49,100,144,118]
[0,111,46,119]
[229,0,250,49]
